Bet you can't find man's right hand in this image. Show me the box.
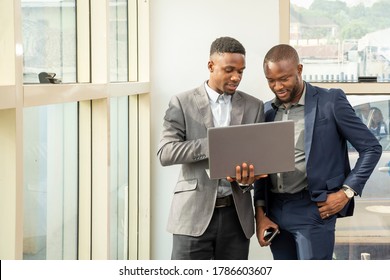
[255,207,279,247]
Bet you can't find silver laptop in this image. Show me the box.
[207,121,295,179]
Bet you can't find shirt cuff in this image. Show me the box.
[342,184,357,195]
[254,200,266,207]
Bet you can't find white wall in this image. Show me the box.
[150,0,280,260]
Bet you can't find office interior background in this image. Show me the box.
[1,0,389,260]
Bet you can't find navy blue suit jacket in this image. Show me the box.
[254,82,382,217]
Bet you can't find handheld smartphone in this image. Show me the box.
[264,229,279,243]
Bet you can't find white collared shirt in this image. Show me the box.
[205,82,233,197]
[205,82,232,128]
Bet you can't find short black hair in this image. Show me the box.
[263,44,300,66]
[210,36,246,56]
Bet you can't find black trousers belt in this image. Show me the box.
[271,190,308,201]
[215,195,234,208]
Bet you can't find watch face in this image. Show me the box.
[345,189,354,198]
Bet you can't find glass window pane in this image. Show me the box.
[290,0,390,82]
[110,0,128,82]
[22,0,76,84]
[110,96,129,259]
[335,95,390,260]
[23,103,78,260]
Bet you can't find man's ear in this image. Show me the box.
[298,63,303,74]
[208,60,214,72]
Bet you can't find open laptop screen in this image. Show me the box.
[207,121,295,179]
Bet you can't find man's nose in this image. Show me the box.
[231,73,241,82]
[274,80,283,90]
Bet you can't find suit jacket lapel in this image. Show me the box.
[265,102,277,122]
[194,84,214,128]
[230,91,245,125]
[304,83,318,163]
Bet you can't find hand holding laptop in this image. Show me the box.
[227,162,268,193]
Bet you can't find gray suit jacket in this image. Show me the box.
[158,83,264,238]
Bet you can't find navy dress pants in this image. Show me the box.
[268,190,337,260]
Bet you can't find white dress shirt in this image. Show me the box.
[205,82,232,197]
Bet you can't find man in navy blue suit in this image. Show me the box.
[253,44,382,260]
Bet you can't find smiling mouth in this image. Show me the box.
[226,84,238,90]
[276,90,288,98]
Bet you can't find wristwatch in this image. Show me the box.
[342,186,355,199]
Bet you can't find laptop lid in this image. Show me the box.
[207,121,295,179]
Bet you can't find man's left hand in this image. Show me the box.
[317,190,350,219]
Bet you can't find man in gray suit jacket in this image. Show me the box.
[157,37,265,259]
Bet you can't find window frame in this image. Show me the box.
[0,0,150,260]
